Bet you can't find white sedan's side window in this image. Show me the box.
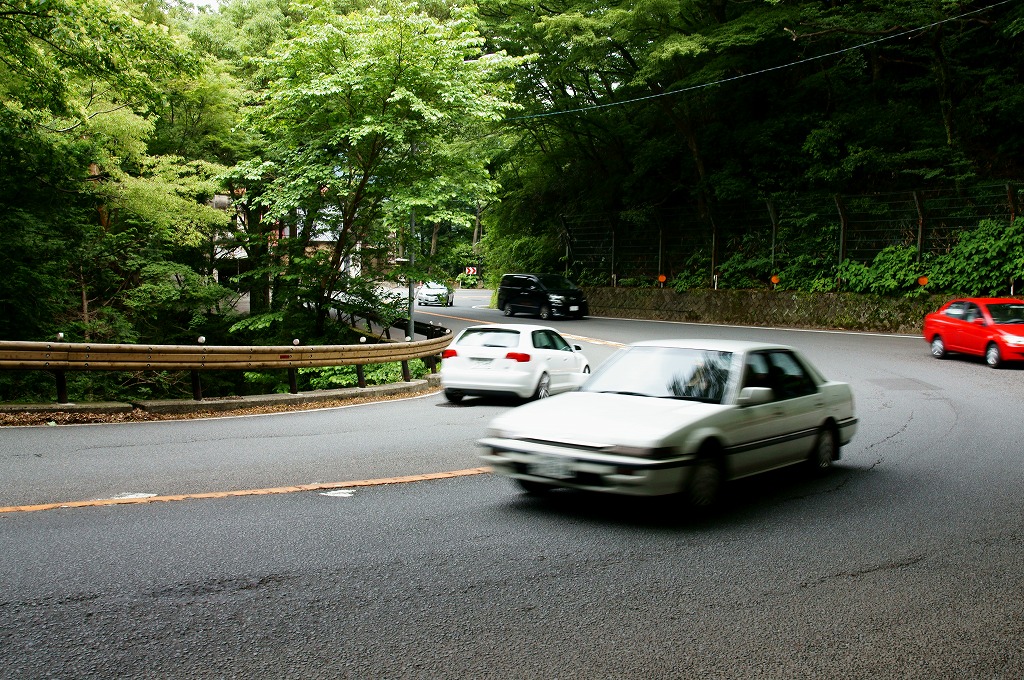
[765,351,817,400]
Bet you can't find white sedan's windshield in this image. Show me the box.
[582,347,733,403]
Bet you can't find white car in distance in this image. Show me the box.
[441,324,590,402]
[416,281,454,306]
[479,339,857,508]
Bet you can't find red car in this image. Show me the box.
[923,297,1024,368]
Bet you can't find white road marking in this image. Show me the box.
[320,489,356,498]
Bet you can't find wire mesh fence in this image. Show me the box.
[563,182,1020,286]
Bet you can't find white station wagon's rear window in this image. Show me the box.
[456,328,520,348]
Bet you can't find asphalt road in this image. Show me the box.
[2,289,1024,678]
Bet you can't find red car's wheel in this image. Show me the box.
[930,336,947,359]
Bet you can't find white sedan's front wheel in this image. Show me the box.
[686,454,723,510]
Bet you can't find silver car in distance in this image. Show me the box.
[479,339,857,508]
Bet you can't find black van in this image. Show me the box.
[496,274,589,320]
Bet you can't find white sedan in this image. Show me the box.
[416,281,453,306]
[441,324,590,402]
[479,339,857,508]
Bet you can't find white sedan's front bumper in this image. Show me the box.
[479,436,693,496]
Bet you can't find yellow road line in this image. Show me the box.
[0,467,492,514]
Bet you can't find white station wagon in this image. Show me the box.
[441,324,590,402]
[479,339,857,508]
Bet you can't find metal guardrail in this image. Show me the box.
[0,321,453,404]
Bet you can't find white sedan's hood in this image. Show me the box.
[487,391,725,447]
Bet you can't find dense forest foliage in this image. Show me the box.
[1,0,1023,398]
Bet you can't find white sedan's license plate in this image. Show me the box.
[529,454,574,479]
[569,305,579,312]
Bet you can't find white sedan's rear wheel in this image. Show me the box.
[809,425,837,472]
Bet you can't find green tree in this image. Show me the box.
[0,0,235,343]
[231,0,526,336]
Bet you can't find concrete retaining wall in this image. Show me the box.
[584,287,947,335]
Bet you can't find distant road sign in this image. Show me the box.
[465,266,478,275]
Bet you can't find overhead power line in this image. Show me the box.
[506,0,1017,122]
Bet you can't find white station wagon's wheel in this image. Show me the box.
[533,373,551,400]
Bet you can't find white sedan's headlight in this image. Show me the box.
[604,444,679,459]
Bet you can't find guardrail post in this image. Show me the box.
[288,368,298,394]
[54,370,68,404]
[401,360,411,382]
[191,370,203,401]
[356,365,366,388]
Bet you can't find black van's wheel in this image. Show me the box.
[503,303,514,317]
[539,305,552,320]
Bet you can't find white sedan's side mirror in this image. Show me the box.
[737,386,774,406]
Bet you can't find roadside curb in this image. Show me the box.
[0,373,442,416]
